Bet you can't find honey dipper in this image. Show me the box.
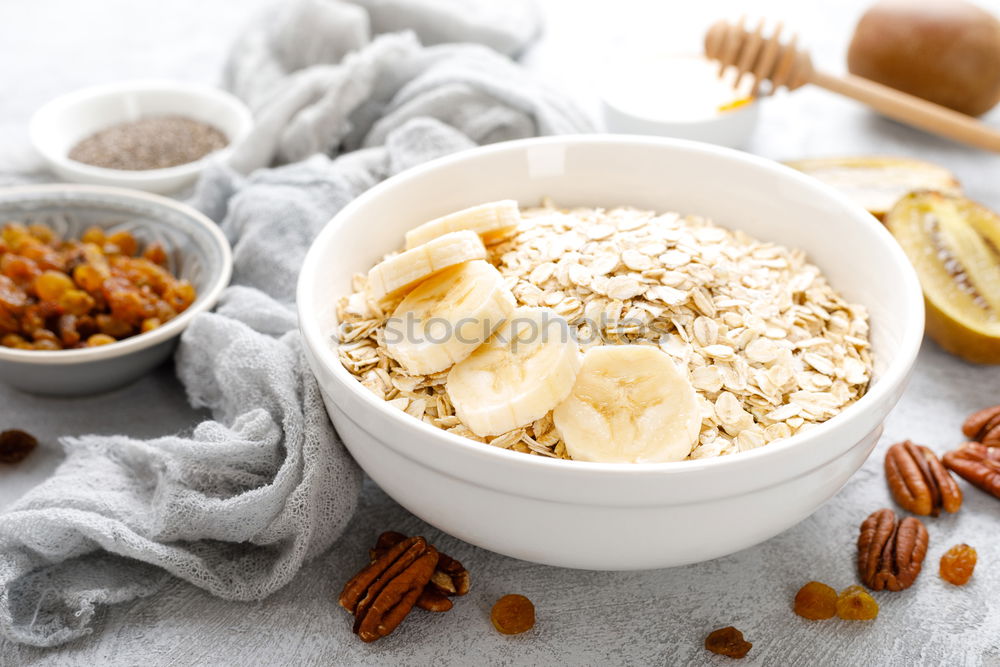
[704,18,1000,152]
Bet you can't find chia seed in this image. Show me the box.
[68,115,228,171]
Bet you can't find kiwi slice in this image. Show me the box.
[886,191,1000,364]
[786,156,961,221]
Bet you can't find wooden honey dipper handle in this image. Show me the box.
[705,18,1000,152]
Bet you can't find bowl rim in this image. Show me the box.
[298,134,925,475]
[28,79,253,184]
[0,183,232,365]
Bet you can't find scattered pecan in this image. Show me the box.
[943,443,1000,500]
[884,441,962,516]
[962,405,1000,446]
[857,508,929,591]
[338,536,440,642]
[429,552,471,597]
[0,430,38,464]
[415,588,453,612]
[370,530,471,609]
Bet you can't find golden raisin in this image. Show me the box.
[96,314,133,338]
[86,333,116,347]
[163,281,196,311]
[105,230,138,256]
[940,544,977,586]
[80,226,105,245]
[57,314,80,346]
[27,224,55,243]
[34,270,75,301]
[1,254,41,285]
[793,581,837,620]
[0,429,38,464]
[73,264,106,292]
[491,594,535,635]
[58,289,96,316]
[836,585,879,620]
[0,275,28,312]
[140,317,162,333]
[705,626,752,659]
[143,242,168,265]
[1,333,27,348]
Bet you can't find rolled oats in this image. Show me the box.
[336,203,873,461]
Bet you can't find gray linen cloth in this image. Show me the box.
[224,0,587,172]
[0,0,591,648]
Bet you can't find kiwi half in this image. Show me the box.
[786,156,961,221]
[886,191,1000,364]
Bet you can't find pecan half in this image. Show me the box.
[415,588,453,612]
[857,508,929,591]
[962,406,1000,446]
[370,531,471,608]
[339,536,440,642]
[943,443,1000,500]
[884,441,962,516]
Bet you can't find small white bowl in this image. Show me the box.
[0,184,232,395]
[298,136,924,570]
[29,81,253,194]
[600,54,760,148]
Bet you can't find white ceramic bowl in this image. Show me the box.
[298,136,924,570]
[602,96,759,149]
[599,54,759,148]
[29,80,253,194]
[0,184,232,396]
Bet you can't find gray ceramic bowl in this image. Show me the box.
[0,184,232,395]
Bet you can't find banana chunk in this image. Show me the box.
[553,345,701,463]
[447,307,581,437]
[386,260,515,375]
[404,201,521,250]
[368,230,486,301]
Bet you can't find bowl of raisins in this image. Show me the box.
[0,184,232,395]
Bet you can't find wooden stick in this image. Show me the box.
[811,71,1000,152]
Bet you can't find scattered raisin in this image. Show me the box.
[940,544,977,586]
[705,626,752,659]
[836,585,879,620]
[0,430,38,464]
[793,581,837,620]
[491,594,535,635]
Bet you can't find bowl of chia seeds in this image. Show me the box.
[30,80,253,194]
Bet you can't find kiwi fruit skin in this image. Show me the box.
[848,0,1000,117]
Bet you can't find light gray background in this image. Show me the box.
[2,1,1000,665]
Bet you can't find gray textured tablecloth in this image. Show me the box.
[2,0,1000,665]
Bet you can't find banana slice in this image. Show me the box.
[404,201,521,250]
[386,260,515,375]
[368,230,486,301]
[553,345,701,463]
[446,307,581,437]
